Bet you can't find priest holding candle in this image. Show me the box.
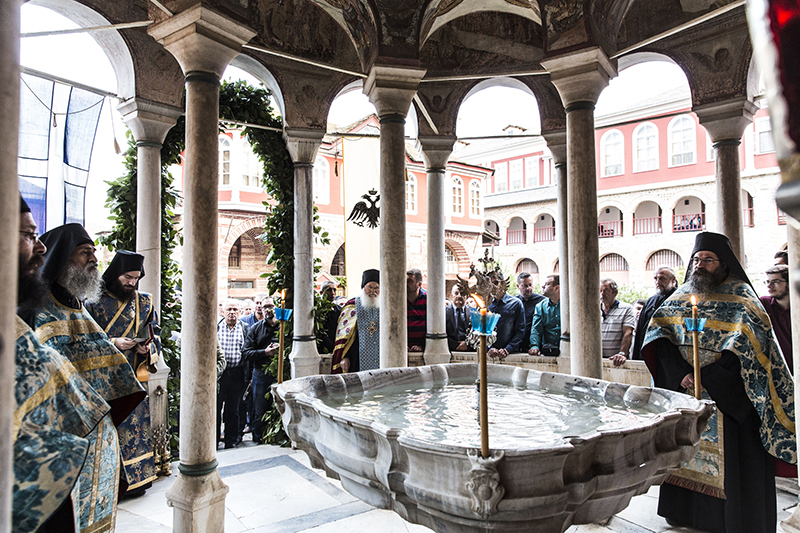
[642,232,796,533]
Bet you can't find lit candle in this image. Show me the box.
[690,295,701,399]
[479,306,488,458]
[278,289,286,383]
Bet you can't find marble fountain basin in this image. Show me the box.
[273,364,713,533]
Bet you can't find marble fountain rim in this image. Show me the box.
[274,363,713,453]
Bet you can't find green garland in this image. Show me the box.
[102,79,331,450]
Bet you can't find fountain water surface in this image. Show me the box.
[274,364,713,533]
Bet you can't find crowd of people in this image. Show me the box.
[14,182,795,533]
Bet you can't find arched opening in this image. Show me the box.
[483,220,500,247]
[673,196,705,232]
[532,213,556,242]
[507,217,527,245]
[599,253,630,285]
[516,258,539,274]
[598,206,623,238]
[330,243,346,276]
[445,244,459,275]
[742,190,754,227]
[228,237,241,268]
[633,201,662,235]
[646,249,684,271]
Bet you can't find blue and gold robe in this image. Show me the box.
[13,316,110,533]
[87,291,160,490]
[35,292,145,533]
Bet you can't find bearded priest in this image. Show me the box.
[331,269,380,373]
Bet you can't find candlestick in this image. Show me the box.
[278,289,286,383]
[480,307,488,459]
[691,295,701,399]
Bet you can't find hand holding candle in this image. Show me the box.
[690,295,701,399]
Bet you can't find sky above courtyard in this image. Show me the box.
[20,4,689,234]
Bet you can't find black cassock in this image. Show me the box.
[651,339,776,533]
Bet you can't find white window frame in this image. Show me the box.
[600,130,624,177]
[494,162,508,192]
[706,132,716,162]
[219,136,232,186]
[313,156,330,205]
[755,116,775,154]
[451,175,463,215]
[469,180,481,218]
[668,115,696,167]
[633,122,658,173]
[405,172,417,215]
[240,137,261,189]
[525,156,540,188]
[509,159,523,190]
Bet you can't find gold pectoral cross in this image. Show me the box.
[368,320,377,336]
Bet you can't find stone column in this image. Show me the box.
[542,48,616,379]
[419,135,456,365]
[0,1,21,529]
[284,128,325,378]
[149,7,255,532]
[118,97,181,474]
[694,98,757,262]
[543,130,569,373]
[364,65,426,369]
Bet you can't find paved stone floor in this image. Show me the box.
[118,440,799,533]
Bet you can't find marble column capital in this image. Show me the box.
[283,127,325,164]
[542,129,567,164]
[418,135,456,170]
[364,65,427,117]
[118,97,182,145]
[148,4,256,78]
[693,97,758,142]
[541,47,616,106]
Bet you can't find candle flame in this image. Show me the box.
[472,294,485,309]
[690,295,697,306]
[480,308,487,316]
[281,289,286,299]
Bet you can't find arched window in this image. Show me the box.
[330,244,345,276]
[633,122,658,172]
[516,258,538,274]
[405,172,417,213]
[646,250,684,271]
[228,237,241,268]
[669,115,695,166]
[451,176,463,215]
[469,180,481,216]
[219,136,231,185]
[313,156,330,205]
[742,189,754,227]
[601,130,624,177]
[599,253,629,272]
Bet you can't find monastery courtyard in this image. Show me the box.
[118,441,799,533]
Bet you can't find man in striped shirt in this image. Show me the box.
[217,299,250,449]
[406,268,427,352]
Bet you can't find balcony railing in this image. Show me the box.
[633,216,662,235]
[598,220,622,238]
[673,212,705,233]
[743,208,754,228]
[506,228,527,245]
[778,208,787,226]
[533,226,556,242]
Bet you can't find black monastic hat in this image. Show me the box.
[361,269,380,288]
[39,224,94,286]
[102,250,145,286]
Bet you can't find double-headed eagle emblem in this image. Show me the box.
[347,188,380,229]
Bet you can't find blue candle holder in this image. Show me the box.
[470,308,500,335]
[684,317,706,332]
[275,308,293,322]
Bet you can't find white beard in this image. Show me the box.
[360,289,379,309]
[58,262,103,304]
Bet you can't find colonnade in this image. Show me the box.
[0,3,777,531]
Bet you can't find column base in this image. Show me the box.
[166,469,229,533]
[290,340,321,378]
[558,338,571,374]
[423,338,451,365]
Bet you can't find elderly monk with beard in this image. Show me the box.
[642,232,796,533]
[331,269,380,373]
[13,198,112,533]
[86,251,160,496]
[35,224,145,531]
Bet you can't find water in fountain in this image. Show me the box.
[321,378,661,448]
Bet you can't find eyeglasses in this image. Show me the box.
[765,279,787,287]
[19,230,39,243]
[692,257,719,265]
